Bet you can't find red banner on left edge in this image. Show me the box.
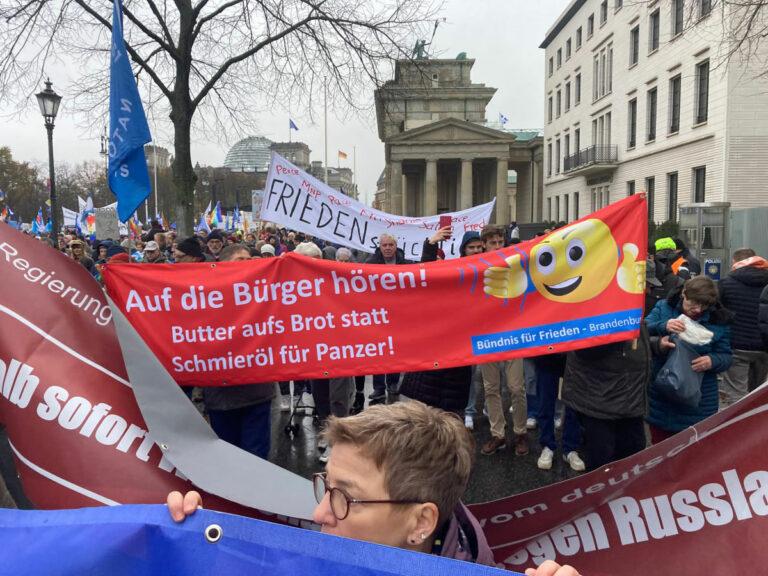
[103,195,648,386]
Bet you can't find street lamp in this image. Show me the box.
[35,78,62,236]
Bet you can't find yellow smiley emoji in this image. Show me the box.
[529,219,618,303]
[484,218,645,303]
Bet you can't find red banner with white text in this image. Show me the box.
[103,195,648,385]
[468,388,768,574]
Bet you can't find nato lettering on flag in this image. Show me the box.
[108,0,152,223]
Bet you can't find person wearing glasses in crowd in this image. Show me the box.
[167,401,581,575]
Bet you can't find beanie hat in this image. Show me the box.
[207,230,224,242]
[260,243,276,255]
[177,237,205,259]
[106,244,126,259]
[654,237,677,252]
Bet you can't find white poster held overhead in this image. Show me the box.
[94,205,120,240]
[62,207,79,228]
[251,190,264,221]
[262,153,496,260]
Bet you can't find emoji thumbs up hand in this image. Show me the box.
[617,243,645,294]
[484,254,529,299]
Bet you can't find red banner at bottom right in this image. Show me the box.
[469,386,768,574]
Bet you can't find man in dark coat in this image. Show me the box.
[399,228,480,415]
[366,233,410,403]
[718,248,768,406]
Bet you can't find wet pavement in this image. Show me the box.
[1,377,582,509]
[270,376,581,505]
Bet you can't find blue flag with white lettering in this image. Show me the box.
[0,506,512,575]
[108,0,152,223]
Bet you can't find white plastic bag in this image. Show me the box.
[677,314,713,346]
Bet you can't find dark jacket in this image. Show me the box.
[365,246,410,264]
[203,383,275,412]
[440,503,496,566]
[645,288,733,433]
[718,265,768,351]
[399,238,472,414]
[399,366,472,415]
[761,285,768,348]
[563,325,651,420]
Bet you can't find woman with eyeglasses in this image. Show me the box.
[168,401,581,575]
[645,275,733,444]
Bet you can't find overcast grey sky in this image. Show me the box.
[0,0,566,207]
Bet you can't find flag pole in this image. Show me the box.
[324,78,328,184]
[353,145,357,200]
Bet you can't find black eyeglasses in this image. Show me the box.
[312,473,422,521]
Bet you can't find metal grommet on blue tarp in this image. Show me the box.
[204,524,223,543]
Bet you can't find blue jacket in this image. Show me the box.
[645,290,732,433]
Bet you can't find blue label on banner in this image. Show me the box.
[471,309,643,355]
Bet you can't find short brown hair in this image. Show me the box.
[219,244,250,261]
[733,248,756,263]
[481,225,505,243]
[324,401,474,526]
[683,276,718,307]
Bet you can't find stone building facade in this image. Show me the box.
[541,0,768,225]
[375,57,544,223]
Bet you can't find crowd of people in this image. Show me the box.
[19,217,768,573]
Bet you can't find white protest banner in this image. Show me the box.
[262,153,495,260]
[251,190,264,221]
[62,207,79,228]
[95,204,120,240]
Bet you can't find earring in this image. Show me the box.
[420,533,426,540]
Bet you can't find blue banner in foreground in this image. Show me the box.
[0,505,514,576]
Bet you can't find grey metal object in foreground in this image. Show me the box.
[108,297,316,520]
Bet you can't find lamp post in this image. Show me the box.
[35,78,62,236]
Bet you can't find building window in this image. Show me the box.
[574,128,581,152]
[693,166,706,202]
[557,48,562,68]
[593,56,599,101]
[630,25,640,66]
[672,0,684,36]
[566,38,572,60]
[547,197,552,220]
[647,87,658,141]
[668,172,679,220]
[649,9,660,52]
[549,57,554,77]
[556,90,562,117]
[574,191,580,219]
[646,176,655,221]
[669,74,681,133]
[576,27,583,48]
[628,98,638,148]
[600,0,608,24]
[575,73,581,105]
[556,139,561,174]
[627,180,636,196]
[700,0,712,18]
[592,44,613,101]
[556,196,561,221]
[548,96,553,123]
[564,194,570,222]
[565,82,571,111]
[547,143,553,177]
[565,134,570,159]
[695,60,710,124]
[588,14,595,37]
[615,0,623,10]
